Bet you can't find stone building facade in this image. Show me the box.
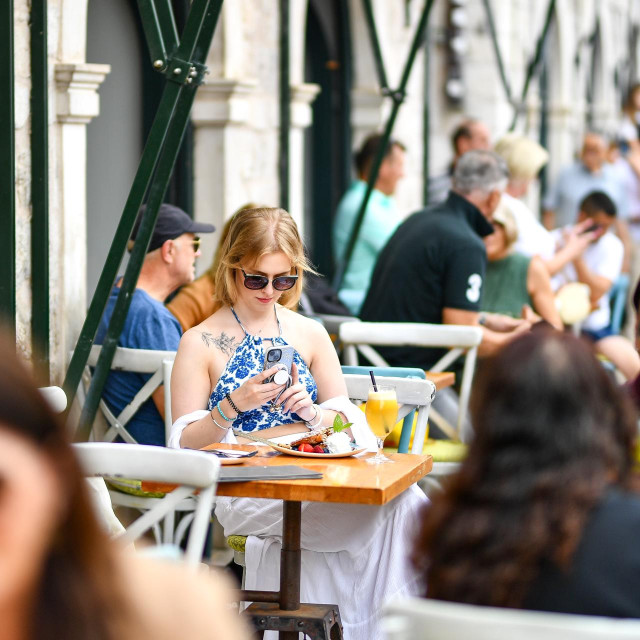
[10,0,640,380]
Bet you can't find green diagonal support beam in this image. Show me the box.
[333,0,435,291]
[362,0,389,93]
[481,0,514,105]
[137,0,169,68]
[154,0,179,57]
[510,0,556,130]
[64,0,223,434]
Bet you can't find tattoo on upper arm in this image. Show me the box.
[201,331,238,357]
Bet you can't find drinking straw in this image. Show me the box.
[369,370,378,392]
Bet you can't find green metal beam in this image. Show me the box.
[155,0,180,57]
[422,28,430,206]
[30,0,49,376]
[279,0,290,210]
[72,0,223,441]
[338,0,353,200]
[333,0,435,291]
[0,0,16,336]
[362,0,389,93]
[481,0,514,105]
[137,0,169,69]
[510,0,556,131]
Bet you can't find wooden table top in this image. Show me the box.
[426,371,455,390]
[200,444,432,506]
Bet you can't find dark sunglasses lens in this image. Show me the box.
[273,276,297,291]
[244,275,268,289]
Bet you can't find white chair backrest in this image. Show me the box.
[82,345,176,444]
[74,442,220,567]
[343,374,435,454]
[38,386,67,413]
[340,322,482,442]
[382,598,640,640]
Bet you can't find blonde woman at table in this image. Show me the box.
[170,207,428,640]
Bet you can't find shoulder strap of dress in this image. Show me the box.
[274,305,283,337]
[229,307,248,336]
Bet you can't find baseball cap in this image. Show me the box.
[130,203,216,253]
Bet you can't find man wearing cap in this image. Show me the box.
[95,203,215,446]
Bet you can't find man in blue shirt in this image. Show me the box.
[95,204,215,445]
[333,134,406,315]
[542,132,627,230]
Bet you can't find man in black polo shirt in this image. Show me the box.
[360,149,530,370]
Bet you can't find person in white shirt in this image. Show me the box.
[494,134,598,278]
[552,191,640,380]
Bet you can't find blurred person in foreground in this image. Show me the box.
[0,335,250,640]
[414,330,640,617]
[95,203,215,445]
[333,133,407,315]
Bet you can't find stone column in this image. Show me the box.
[191,78,258,272]
[52,62,109,381]
[288,83,320,230]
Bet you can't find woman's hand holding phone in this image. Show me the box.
[277,362,315,420]
[230,367,284,412]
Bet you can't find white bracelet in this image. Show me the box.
[211,411,230,431]
[304,404,322,429]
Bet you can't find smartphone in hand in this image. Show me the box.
[263,345,295,386]
[580,223,602,235]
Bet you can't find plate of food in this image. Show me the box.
[268,427,367,459]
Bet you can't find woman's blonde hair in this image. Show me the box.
[491,199,519,249]
[214,207,314,310]
[494,133,549,181]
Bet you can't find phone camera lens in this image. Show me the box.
[268,349,282,362]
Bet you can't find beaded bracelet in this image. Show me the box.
[210,411,230,431]
[216,401,233,423]
[225,392,245,416]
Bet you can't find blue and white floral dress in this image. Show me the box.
[208,307,317,432]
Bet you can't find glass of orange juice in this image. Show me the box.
[365,385,398,464]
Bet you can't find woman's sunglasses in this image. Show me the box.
[239,268,298,291]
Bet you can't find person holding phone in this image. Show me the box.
[170,207,427,640]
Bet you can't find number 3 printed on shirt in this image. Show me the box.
[466,274,482,303]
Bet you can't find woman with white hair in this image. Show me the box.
[483,202,562,329]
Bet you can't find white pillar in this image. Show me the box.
[52,62,109,380]
[289,82,320,230]
[191,78,258,273]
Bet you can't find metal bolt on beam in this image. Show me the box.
[153,59,164,68]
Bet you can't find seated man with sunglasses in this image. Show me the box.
[95,203,215,446]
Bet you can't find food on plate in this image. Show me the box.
[326,431,353,454]
[286,426,356,454]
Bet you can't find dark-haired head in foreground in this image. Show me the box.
[413,330,637,609]
[0,335,125,639]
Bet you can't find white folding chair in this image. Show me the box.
[340,322,482,443]
[343,374,436,454]
[74,442,220,568]
[382,597,640,640]
[80,344,176,444]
